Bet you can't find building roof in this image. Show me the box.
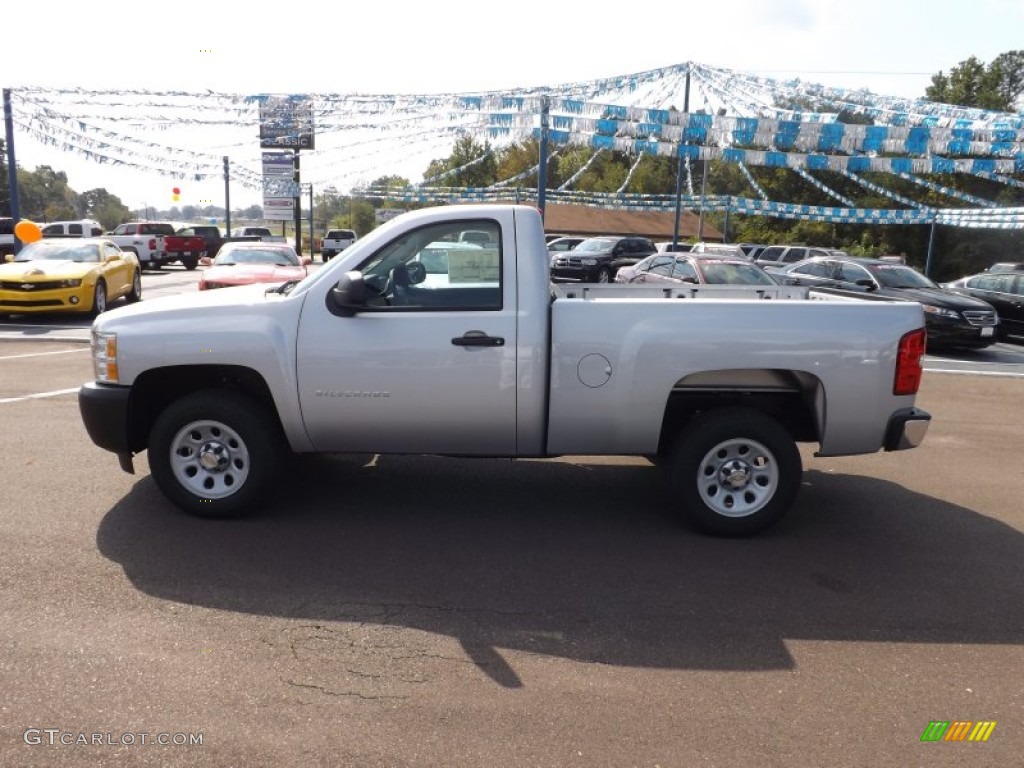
[539,203,723,242]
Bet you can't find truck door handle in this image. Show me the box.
[452,331,505,347]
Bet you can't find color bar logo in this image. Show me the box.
[921,721,996,742]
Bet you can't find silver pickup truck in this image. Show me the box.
[78,204,931,536]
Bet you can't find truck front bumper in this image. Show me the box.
[78,381,135,473]
[883,407,931,451]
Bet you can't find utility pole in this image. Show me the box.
[671,66,691,249]
[293,150,302,254]
[537,95,550,222]
[307,183,314,260]
[223,156,232,236]
[4,88,23,255]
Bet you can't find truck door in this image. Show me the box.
[295,216,517,455]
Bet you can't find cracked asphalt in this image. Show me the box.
[1,340,1022,767]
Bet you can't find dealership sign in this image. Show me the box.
[258,95,315,149]
[263,197,295,221]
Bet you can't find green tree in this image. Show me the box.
[16,166,74,221]
[926,51,1024,110]
[423,136,497,187]
[79,188,131,229]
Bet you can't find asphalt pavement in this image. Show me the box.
[0,267,1022,767]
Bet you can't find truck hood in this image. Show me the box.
[94,283,287,329]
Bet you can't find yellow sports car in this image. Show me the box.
[0,238,142,317]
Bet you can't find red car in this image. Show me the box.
[615,253,777,285]
[199,242,310,290]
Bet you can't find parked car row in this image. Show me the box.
[769,255,1000,350]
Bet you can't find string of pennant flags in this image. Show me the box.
[793,166,855,207]
[7,60,1024,229]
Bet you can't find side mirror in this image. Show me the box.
[855,278,877,291]
[199,256,213,266]
[328,271,367,317]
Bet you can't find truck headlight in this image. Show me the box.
[921,304,959,320]
[580,258,598,266]
[91,330,119,383]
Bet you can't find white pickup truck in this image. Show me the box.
[78,204,931,536]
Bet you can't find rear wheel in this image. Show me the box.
[667,408,802,537]
[148,391,282,518]
[181,255,199,271]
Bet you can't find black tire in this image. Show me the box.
[126,269,142,303]
[596,268,612,283]
[181,255,199,271]
[667,408,802,537]
[148,391,282,519]
[90,280,107,317]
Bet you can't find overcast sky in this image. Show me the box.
[5,0,1022,214]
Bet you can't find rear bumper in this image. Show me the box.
[883,407,931,451]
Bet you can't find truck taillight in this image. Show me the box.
[148,238,157,250]
[894,328,926,395]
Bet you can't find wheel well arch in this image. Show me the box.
[656,368,824,456]
[126,365,282,453]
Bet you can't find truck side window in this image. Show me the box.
[356,220,503,311]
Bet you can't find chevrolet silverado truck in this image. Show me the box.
[107,222,205,270]
[78,204,931,536]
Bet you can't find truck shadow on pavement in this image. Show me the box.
[96,454,1024,688]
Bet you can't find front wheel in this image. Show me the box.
[90,280,107,317]
[667,408,802,537]
[148,391,282,518]
[126,269,142,302]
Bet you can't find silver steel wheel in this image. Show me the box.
[93,282,106,314]
[597,269,611,283]
[169,419,251,499]
[695,437,779,518]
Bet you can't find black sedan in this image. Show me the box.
[774,256,1000,350]
[549,236,658,283]
[943,271,1024,343]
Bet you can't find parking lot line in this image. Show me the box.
[924,367,1024,378]
[0,348,90,361]
[0,387,80,404]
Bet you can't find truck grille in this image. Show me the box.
[962,310,997,327]
[554,256,582,267]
